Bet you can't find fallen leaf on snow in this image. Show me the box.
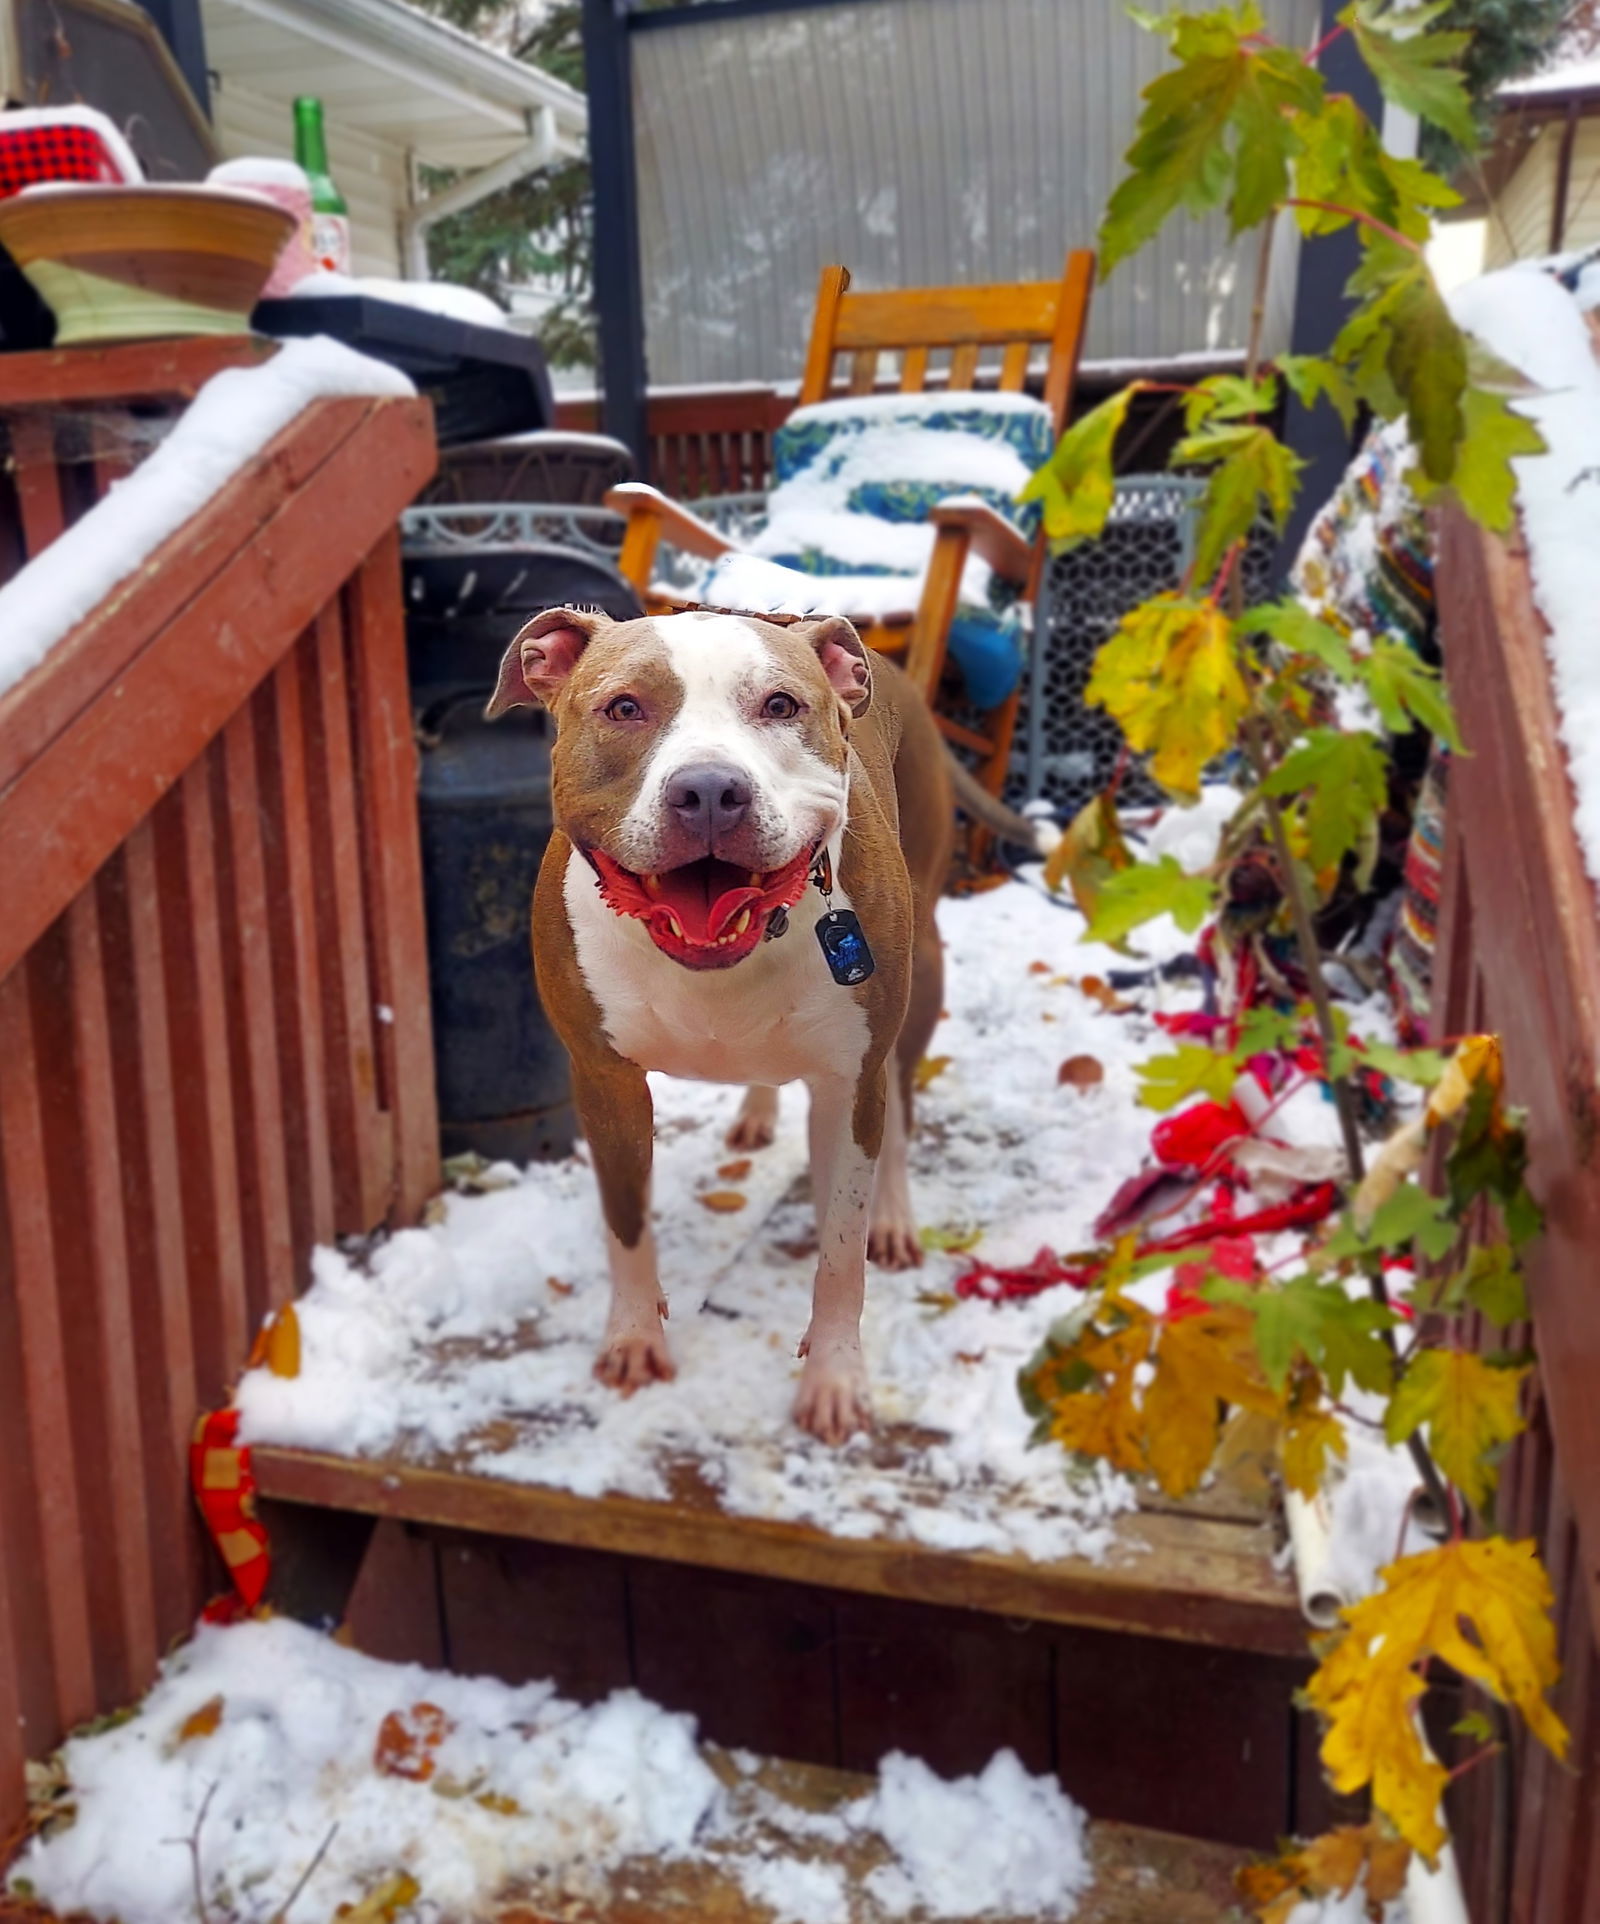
[914,1055,952,1090]
[173,1695,224,1748]
[1057,1055,1105,1089]
[336,1872,422,1922]
[699,1190,748,1213]
[374,1702,453,1782]
[546,1276,574,1297]
[718,1158,753,1181]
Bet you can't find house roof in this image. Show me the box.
[200,0,587,171]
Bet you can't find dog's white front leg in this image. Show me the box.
[795,1069,880,1443]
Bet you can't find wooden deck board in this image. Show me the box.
[252,1439,1303,1654]
[497,1751,1248,1924]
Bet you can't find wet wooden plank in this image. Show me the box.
[64,887,159,1701]
[346,532,440,1224]
[251,1446,1304,1655]
[439,1534,632,1704]
[499,1753,1247,1924]
[0,335,271,408]
[217,703,296,1316]
[0,964,97,1733]
[302,603,390,1232]
[9,414,65,558]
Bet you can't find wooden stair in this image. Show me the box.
[495,1752,1249,1924]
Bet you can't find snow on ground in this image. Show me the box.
[1450,264,1600,884]
[238,876,1180,1562]
[6,1617,1093,1924]
[0,337,414,703]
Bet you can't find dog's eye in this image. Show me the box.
[761,692,800,721]
[605,695,645,723]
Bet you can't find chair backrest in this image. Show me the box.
[796,250,1095,433]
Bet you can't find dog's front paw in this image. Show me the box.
[793,1332,872,1445]
[594,1319,676,1396]
[868,1212,924,1270]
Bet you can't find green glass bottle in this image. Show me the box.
[292,96,350,275]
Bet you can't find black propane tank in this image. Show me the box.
[406,543,643,1164]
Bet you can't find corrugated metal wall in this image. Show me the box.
[630,0,1316,386]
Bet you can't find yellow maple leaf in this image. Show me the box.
[1427,1032,1503,1129]
[914,1054,952,1091]
[1042,787,1133,920]
[1280,1402,1348,1499]
[1044,1315,1151,1476]
[1143,1302,1278,1498]
[1306,1537,1567,1860]
[1085,595,1249,801]
[1385,1349,1527,1511]
[1240,1824,1412,1924]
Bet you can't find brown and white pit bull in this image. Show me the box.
[487,604,1033,1444]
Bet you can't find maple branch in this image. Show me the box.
[1304,22,1347,65]
[272,1822,340,1923]
[1284,199,1420,253]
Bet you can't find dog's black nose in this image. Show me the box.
[665,763,752,838]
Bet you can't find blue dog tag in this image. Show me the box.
[816,909,875,984]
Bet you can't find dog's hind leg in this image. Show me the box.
[726,1083,779,1151]
[575,1058,675,1394]
[869,918,942,1269]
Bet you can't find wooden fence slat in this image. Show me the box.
[0,402,367,797]
[218,707,297,1315]
[262,652,337,1249]
[999,341,1031,390]
[10,415,65,557]
[900,346,929,393]
[0,964,97,1732]
[347,533,440,1223]
[0,401,435,982]
[99,833,203,1639]
[65,886,161,1697]
[0,1446,23,1837]
[302,606,390,1231]
[849,348,878,396]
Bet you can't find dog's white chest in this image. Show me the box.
[562,846,868,1086]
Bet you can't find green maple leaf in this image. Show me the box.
[1367,1182,1460,1261]
[1277,354,1359,435]
[1263,728,1388,874]
[1434,387,1546,535]
[1459,1244,1529,1329]
[1354,1038,1448,1087]
[1182,371,1278,433]
[1318,1296,1398,1399]
[1175,422,1303,580]
[1335,236,1466,479]
[1245,598,1357,681]
[1385,1349,1527,1510]
[1361,640,1462,749]
[1082,856,1215,947]
[1022,385,1139,545]
[1344,3,1477,153]
[1208,1274,1397,1394]
[1135,1044,1239,1114]
[1291,94,1459,243]
[1235,1004,1304,1057]
[1099,8,1320,274]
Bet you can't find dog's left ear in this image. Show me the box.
[802,616,873,720]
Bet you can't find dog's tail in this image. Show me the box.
[945,750,1062,855]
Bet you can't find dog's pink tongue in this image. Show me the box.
[653,860,758,942]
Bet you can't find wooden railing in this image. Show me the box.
[1432,506,1600,1924]
[0,346,439,1838]
[556,383,794,499]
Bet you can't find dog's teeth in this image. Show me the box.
[665,913,683,937]
[734,909,752,935]
[748,872,762,888]
[642,874,660,897]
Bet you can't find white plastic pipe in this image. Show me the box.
[1285,1483,1347,1628]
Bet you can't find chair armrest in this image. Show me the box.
[605,483,735,563]
[928,496,1036,587]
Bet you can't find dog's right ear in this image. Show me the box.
[485,607,609,717]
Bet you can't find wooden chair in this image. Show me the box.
[604,250,1096,815]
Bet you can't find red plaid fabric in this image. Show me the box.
[0,122,132,199]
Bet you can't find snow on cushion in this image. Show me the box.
[695,391,1054,711]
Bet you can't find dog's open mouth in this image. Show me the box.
[589,846,815,969]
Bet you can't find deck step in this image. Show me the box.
[494,1751,1248,1924]
[252,1442,1305,1655]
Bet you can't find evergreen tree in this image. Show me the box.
[1423,0,1568,165]
[412,0,594,369]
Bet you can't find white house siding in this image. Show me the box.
[629,0,1318,387]
[210,73,410,276]
[1486,113,1600,266]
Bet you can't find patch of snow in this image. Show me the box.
[1450,265,1600,885]
[288,270,511,329]
[1141,784,1244,872]
[0,337,414,704]
[209,156,309,192]
[849,1749,1091,1919]
[9,1618,1095,1924]
[703,551,923,621]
